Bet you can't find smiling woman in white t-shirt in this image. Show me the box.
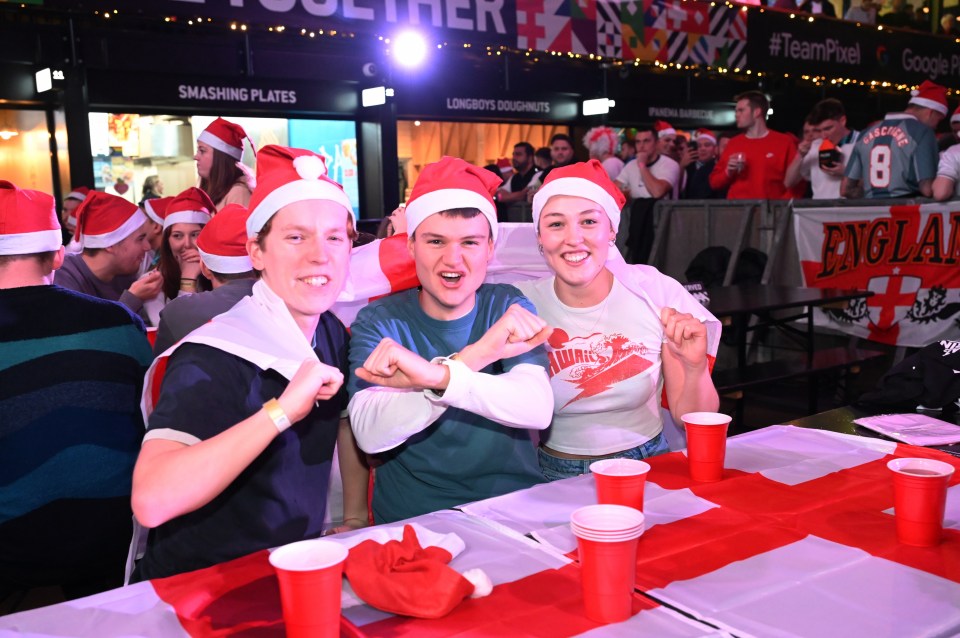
[518,160,721,480]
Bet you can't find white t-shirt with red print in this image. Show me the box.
[518,276,665,455]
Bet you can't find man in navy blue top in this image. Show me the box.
[132,146,363,580]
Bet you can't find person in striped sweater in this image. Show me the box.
[0,181,152,601]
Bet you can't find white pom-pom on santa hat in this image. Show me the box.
[293,154,327,181]
[462,568,493,598]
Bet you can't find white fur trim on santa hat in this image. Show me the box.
[82,208,148,249]
[143,200,164,225]
[247,180,355,236]
[197,248,253,274]
[0,229,63,255]
[657,127,677,138]
[405,189,498,241]
[198,130,244,161]
[909,96,948,116]
[951,111,960,124]
[66,190,88,202]
[163,210,212,230]
[532,177,621,231]
[697,132,717,145]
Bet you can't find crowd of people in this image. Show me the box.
[4,76,959,602]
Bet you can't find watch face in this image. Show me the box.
[818,148,842,169]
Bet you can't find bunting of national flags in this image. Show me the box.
[517,0,747,68]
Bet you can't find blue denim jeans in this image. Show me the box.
[537,432,671,482]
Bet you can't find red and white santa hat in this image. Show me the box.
[197,117,255,161]
[909,80,948,116]
[247,144,354,236]
[405,156,502,241]
[532,159,626,231]
[142,196,173,225]
[496,157,513,174]
[695,128,717,145]
[65,186,91,228]
[196,203,253,274]
[163,187,214,230]
[73,191,147,249]
[951,105,960,125]
[66,186,90,202]
[0,181,62,255]
[654,120,677,138]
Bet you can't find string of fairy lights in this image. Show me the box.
[81,3,958,97]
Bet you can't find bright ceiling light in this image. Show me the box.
[393,30,428,69]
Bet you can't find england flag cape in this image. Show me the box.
[141,279,320,419]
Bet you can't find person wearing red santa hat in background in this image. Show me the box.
[843,79,944,199]
[195,117,256,210]
[132,144,365,581]
[56,191,164,322]
[654,120,679,161]
[156,187,214,302]
[522,160,721,480]
[61,186,90,253]
[348,155,554,524]
[152,203,258,355]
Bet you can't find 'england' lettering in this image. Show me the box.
[816,212,960,279]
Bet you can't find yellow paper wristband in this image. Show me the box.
[263,398,292,432]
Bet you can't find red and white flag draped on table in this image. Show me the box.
[794,202,960,348]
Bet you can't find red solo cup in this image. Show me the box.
[570,505,644,623]
[682,412,732,482]
[590,459,651,512]
[887,458,955,547]
[269,539,349,638]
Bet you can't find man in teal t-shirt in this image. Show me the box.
[347,157,554,523]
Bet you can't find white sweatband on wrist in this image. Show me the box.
[263,398,292,432]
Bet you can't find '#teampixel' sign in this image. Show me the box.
[794,203,960,347]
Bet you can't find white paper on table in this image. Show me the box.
[725,426,893,486]
[854,413,960,446]
[461,475,717,555]
[648,535,960,638]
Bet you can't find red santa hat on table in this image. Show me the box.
[405,156,501,240]
[163,187,214,230]
[695,128,717,145]
[0,181,62,255]
[654,120,677,138]
[142,196,173,225]
[908,80,948,116]
[247,144,354,236]
[532,159,626,231]
[73,191,147,249]
[196,203,253,274]
[951,105,960,125]
[344,525,489,619]
[197,117,255,161]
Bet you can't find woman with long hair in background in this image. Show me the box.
[195,117,255,210]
